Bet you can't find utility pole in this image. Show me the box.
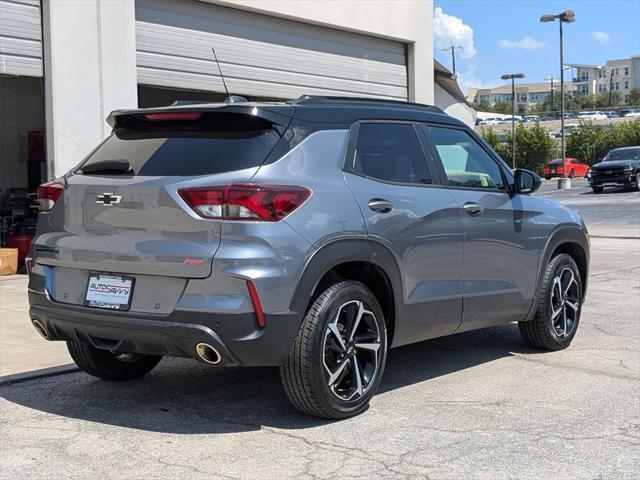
[608,67,614,108]
[441,44,462,77]
[501,73,526,169]
[545,75,555,113]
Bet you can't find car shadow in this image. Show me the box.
[582,186,632,195]
[0,323,542,434]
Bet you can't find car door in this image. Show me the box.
[421,124,540,331]
[343,121,464,347]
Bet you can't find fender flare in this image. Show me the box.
[524,225,590,321]
[289,238,403,321]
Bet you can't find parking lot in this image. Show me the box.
[1,179,638,479]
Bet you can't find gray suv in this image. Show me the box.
[28,96,589,419]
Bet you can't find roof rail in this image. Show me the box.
[290,95,444,113]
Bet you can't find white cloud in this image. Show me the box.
[455,64,495,95]
[497,36,547,50]
[591,31,611,44]
[433,7,476,59]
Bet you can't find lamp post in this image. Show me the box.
[501,73,525,169]
[541,9,575,189]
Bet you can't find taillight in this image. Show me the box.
[38,181,65,212]
[144,112,202,121]
[178,184,311,221]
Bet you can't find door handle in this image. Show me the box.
[463,202,484,215]
[368,198,393,213]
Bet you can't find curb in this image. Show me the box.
[0,364,80,386]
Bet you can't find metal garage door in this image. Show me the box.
[0,0,42,77]
[135,0,407,100]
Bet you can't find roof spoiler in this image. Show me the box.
[106,103,292,130]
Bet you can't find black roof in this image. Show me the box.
[108,95,461,128]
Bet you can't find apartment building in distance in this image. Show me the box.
[467,82,577,110]
[468,55,640,109]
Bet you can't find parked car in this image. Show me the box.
[28,96,590,419]
[603,111,619,118]
[543,158,589,179]
[622,109,640,118]
[563,112,577,119]
[577,111,607,120]
[588,146,640,193]
[478,117,500,125]
[523,115,540,123]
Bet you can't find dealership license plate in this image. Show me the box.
[85,274,134,310]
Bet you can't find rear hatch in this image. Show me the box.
[34,106,291,282]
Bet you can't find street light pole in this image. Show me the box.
[559,18,566,180]
[541,9,575,190]
[501,72,525,169]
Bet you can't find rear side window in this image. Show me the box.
[352,123,431,184]
[426,126,505,190]
[78,112,280,176]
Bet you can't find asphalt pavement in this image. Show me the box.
[0,179,638,479]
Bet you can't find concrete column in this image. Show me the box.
[42,0,137,178]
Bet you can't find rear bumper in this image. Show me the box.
[28,291,303,367]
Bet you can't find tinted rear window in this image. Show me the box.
[78,112,280,176]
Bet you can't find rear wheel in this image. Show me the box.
[592,186,604,193]
[519,253,582,351]
[280,281,387,419]
[569,169,575,179]
[67,340,162,381]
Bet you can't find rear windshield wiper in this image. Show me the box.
[80,159,133,175]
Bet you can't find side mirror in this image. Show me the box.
[513,169,541,194]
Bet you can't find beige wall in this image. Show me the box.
[211,0,434,103]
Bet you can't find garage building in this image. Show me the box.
[1,0,470,245]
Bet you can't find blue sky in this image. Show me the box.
[433,0,640,93]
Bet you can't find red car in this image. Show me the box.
[543,158,590,179]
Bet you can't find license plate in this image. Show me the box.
[85,274,134,311]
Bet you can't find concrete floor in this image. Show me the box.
[0,178,638,479]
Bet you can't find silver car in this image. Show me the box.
[28,96,590,419]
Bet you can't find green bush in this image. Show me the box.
[481,123,555,173]
[566,119,640,164]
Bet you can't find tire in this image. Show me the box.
[544,176,551,180]
[518,253,583,351]
[280,281,388,419]
[592,186,604,193]
[67,340,162,381]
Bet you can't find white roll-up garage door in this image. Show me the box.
[135,0,407,100]
[0,0,42,77]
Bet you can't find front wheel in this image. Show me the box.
[67,341,162,381]
[519,253,583,351]
[592,186,604,193]
[569,169,575,179]
[280,281,387,419]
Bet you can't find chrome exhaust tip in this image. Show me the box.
[195,342,221,365]
[32,319,49,340]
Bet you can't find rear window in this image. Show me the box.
[78,112,281,176]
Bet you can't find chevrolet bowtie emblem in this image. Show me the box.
[96,193,122,206]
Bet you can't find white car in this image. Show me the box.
[577,111,608,120]
[624,109,640,118]
[478,117,500,125]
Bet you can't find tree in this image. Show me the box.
[628,89,640,106]
[476,100,492,112]
[492,101,511,114]
[566,119,640,164]
[480,124,555,173]
[595,91,621,108]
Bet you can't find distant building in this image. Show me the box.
[568,56,640,103]
[467,55,640,109]
[467,82,577,111]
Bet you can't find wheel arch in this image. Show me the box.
[524,226,590,321]
[290,239,402,345]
